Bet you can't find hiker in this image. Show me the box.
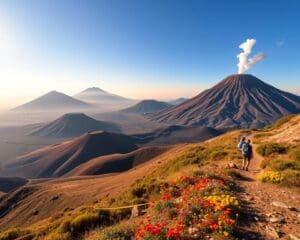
[241,139,252,171]
[237,137,246,150]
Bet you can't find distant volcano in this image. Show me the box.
[74,87,133,103]
[169,98,189,105]
[30,113,120,138]
[12,91,91,111]
[151,74,300,129]
[122,100,172,114]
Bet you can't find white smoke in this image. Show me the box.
[237,39,266,74]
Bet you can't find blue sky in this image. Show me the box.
[0,0,299,109]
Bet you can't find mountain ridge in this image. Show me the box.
[1,131,138,178]
[12,91,92,111]
[151,74,300,129]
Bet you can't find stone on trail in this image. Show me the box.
[269,217,284,223]
[266,226,280,238]
[271,201,289,209]
[289,234,300,240]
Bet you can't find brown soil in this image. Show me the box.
[235,139,300,239]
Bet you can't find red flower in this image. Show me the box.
[144,224,161,235]
[162,193,171,200]
[209,223,219,231]
[166,225,183,238]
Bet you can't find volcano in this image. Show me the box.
[74,87,134,104]
[30,113,120,138]
[151,74,300,129]
[122,100,172,114]
[13,91,91,111]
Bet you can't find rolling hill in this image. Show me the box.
[257,114,300,144]
[67,146,170,176]
[132,125,221,144]
[0,144,183,229]
[12,91,92,112]
[0,177,28,193]
[1,131,138,178]
[30,113,121,138]
[151,74,300,129]
[122,100,172,114]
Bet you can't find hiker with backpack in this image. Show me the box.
[241,139,252,171]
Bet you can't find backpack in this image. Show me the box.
[242,142,250,156]
[237,141,244,149]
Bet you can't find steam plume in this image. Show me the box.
[237,39,265,74]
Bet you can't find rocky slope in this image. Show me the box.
[151,74,300,129]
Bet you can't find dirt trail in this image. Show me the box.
[235,140,300,239]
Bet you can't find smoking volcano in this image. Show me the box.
[151,74,300,129]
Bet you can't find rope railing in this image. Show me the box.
[94,202,150,210]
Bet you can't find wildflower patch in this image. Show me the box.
[257,171,284,184]
[134,174,239,239]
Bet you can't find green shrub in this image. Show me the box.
[98,222,136,240]
[269,159,300,171]
[45,232,72,240]
[289,146,300,161]
[0,228,29,240]
[131,178,160,199]
[155,201,176,212]
[131,186,146,198]
[158,145,230,175]
[70,213,100,234]
[208,147,228,160]
[257,171,283,184]
[58,220,71,233]
[68,208,133,235]
[109,209,132,223]
[281,170,300,187]
[257,143,287,156]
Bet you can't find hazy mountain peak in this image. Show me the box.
[81,87,107,93]
[74,87,133,106]
[12,91,91,111]
[122,99,172,113]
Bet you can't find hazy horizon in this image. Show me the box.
[1,0,300,111]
